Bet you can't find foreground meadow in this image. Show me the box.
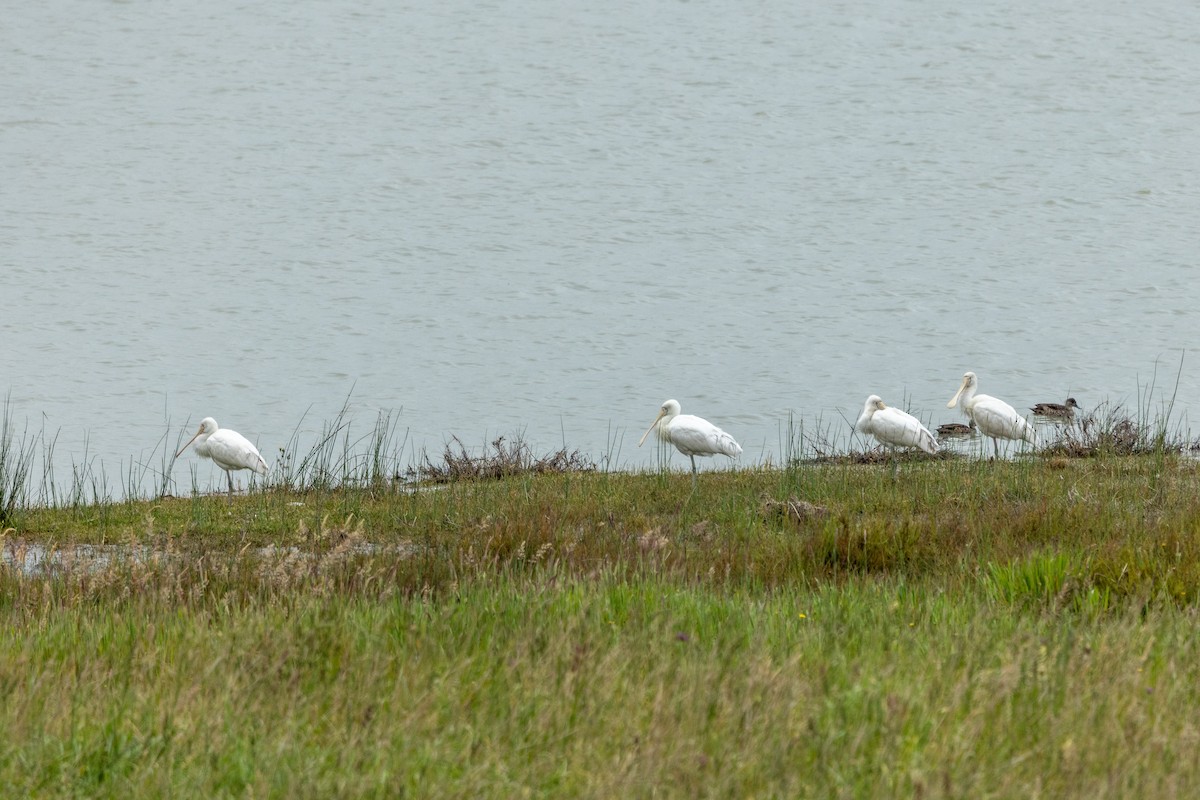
[2,455,1200,797]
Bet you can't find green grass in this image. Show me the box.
[4,456,1200,797]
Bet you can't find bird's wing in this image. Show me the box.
[876,408,939,453]
[973,399,1036,443]
[208,430,270,473]
[668,415,743,458]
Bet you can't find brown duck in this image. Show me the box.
[1030,397,1080,420]
[936,421,975,438]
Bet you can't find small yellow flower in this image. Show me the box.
[798,613,807,619]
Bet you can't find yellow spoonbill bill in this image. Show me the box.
[638,399,742,486]
[1031,397,1081,421]
[947,372,1037,457]
[855,395,938,476]
[176,417,269,498]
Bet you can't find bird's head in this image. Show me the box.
[175,417,219,458]
[861,394,886,417]
[947,372,977,408]
[639,399,681,446]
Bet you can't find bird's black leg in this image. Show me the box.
[690,455,698,490]
[226,471,235,502]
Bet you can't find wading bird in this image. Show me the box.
[176,417,269,499]
[936,421,975,438]
[638,399,742,487]
[947,372,1037,457]
[855,394,939,477]
[1031,397,1081,421]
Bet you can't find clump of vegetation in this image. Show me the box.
[405,435,595,483]
[0,397,38,525]
[760,494,830,526]
[1040,402,1186,458]
[273,402,409,493]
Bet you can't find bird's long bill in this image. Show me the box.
[638,410,666,447]
[947,380,967,409]
[174,429,202,458]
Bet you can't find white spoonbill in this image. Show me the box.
[856,394,939,474]
[638,399,742,486]
[947,372,1037,457]
[176,417,269,498]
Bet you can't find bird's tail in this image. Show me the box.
[919,429,939,455]
[721,434,744,458]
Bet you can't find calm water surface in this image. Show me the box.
[4,0,1200,493]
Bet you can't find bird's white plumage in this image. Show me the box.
[856,395,938,455]
[947,372,1036,456]
[176,417,268,495]
[638,399,741,481]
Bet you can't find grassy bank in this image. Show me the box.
[3,455,1200,797]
